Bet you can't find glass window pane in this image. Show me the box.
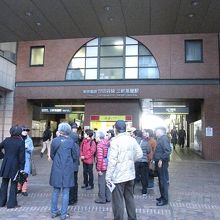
[69,58,85,68]
[126,45,138,56]
[126,37,137,45]
[100,57,123,68]
[139,45,151,55]
[100,68,123,79]
[85,69,97,80]
[185,40,202,62]
[125,57,138,67]
[86,58,97,68]
[139,56,157,67]
[125,68,138,79]
[86,47,98,57]
[30,47,44,65]
[139,68,159,79]
[100,37,124,45]
[100,46,123,56]
[87,38,98,46]
[74,47,85,57]
[66,69,84,80]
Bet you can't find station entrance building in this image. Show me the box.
[14,34,220,160]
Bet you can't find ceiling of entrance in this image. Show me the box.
[0,0,219,43]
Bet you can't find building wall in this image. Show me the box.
[14,33,220,160]
[0,55,16,141]
[16,33,219,82]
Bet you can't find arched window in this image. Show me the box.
[65,36,159,80]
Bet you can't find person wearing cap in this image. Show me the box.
[49,122,78,220]
[106,120,143,220]
[154,127,172,206]
[106,129,115,141]
[17,126,34,196]
[0,125,25,208]
[69,122,80,205]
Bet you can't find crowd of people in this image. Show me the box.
[0,120,174,220]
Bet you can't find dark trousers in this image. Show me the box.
[69,171,78,204]
[112,180,136,220]
[83,163,94,187]
[156,160,169,202]
[135,162,149,194]
[0,178,18,208]
[97,171,111,202]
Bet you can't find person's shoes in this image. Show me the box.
[17,189,21,194]
[68,200,77,205]
[95,199,106,204]
[156,200,168,206]
[51,211,61,218]
[40,152,43,158]
[81,185,88,188]
[156,197,162,202]
[106,200,111,203]
[22,192,28,196]
[86,186,94,190]
[7,205,21,209]
[60,214,70,220]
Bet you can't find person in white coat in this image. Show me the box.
[106,120,143,220]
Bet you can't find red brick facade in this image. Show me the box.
[14,33,220,160]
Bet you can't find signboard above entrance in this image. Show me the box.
[41,107,72,114]
[82,88,139,97]
[153,107,189,114]
[90,115,132,121]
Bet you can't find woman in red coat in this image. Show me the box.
[80,129,96,190]
[94,131,111,204]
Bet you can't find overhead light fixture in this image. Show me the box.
[104,6,111,11]
[191,0,199,7]
[36,22,41,26]
[25,11,32,16]
[187,13,195,18]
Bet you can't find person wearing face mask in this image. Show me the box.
[17,126,34,196]
[80,129,96,190]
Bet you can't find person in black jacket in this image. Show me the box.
[154,127,171,206]
[40,125,52,159]
[68,122,80,205]
[0,125,25,208]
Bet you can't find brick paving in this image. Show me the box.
[0,147,220,220]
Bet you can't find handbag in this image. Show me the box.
[13,170,28,184]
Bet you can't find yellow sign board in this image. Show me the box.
[99,115,126,121]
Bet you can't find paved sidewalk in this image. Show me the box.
[0,147,220,220]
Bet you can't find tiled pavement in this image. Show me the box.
[0,146,220,220]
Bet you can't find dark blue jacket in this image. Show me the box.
[69,132,80,172]
[0,136,25,179]
[154,135,171,161]
[49,135,77,188]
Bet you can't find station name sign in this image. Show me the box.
[82,88,140,97]
[153,107,189,114]
[41,107,72,114]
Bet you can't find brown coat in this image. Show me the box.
[147,137,157,161]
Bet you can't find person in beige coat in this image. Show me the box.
[106,120,143,220]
